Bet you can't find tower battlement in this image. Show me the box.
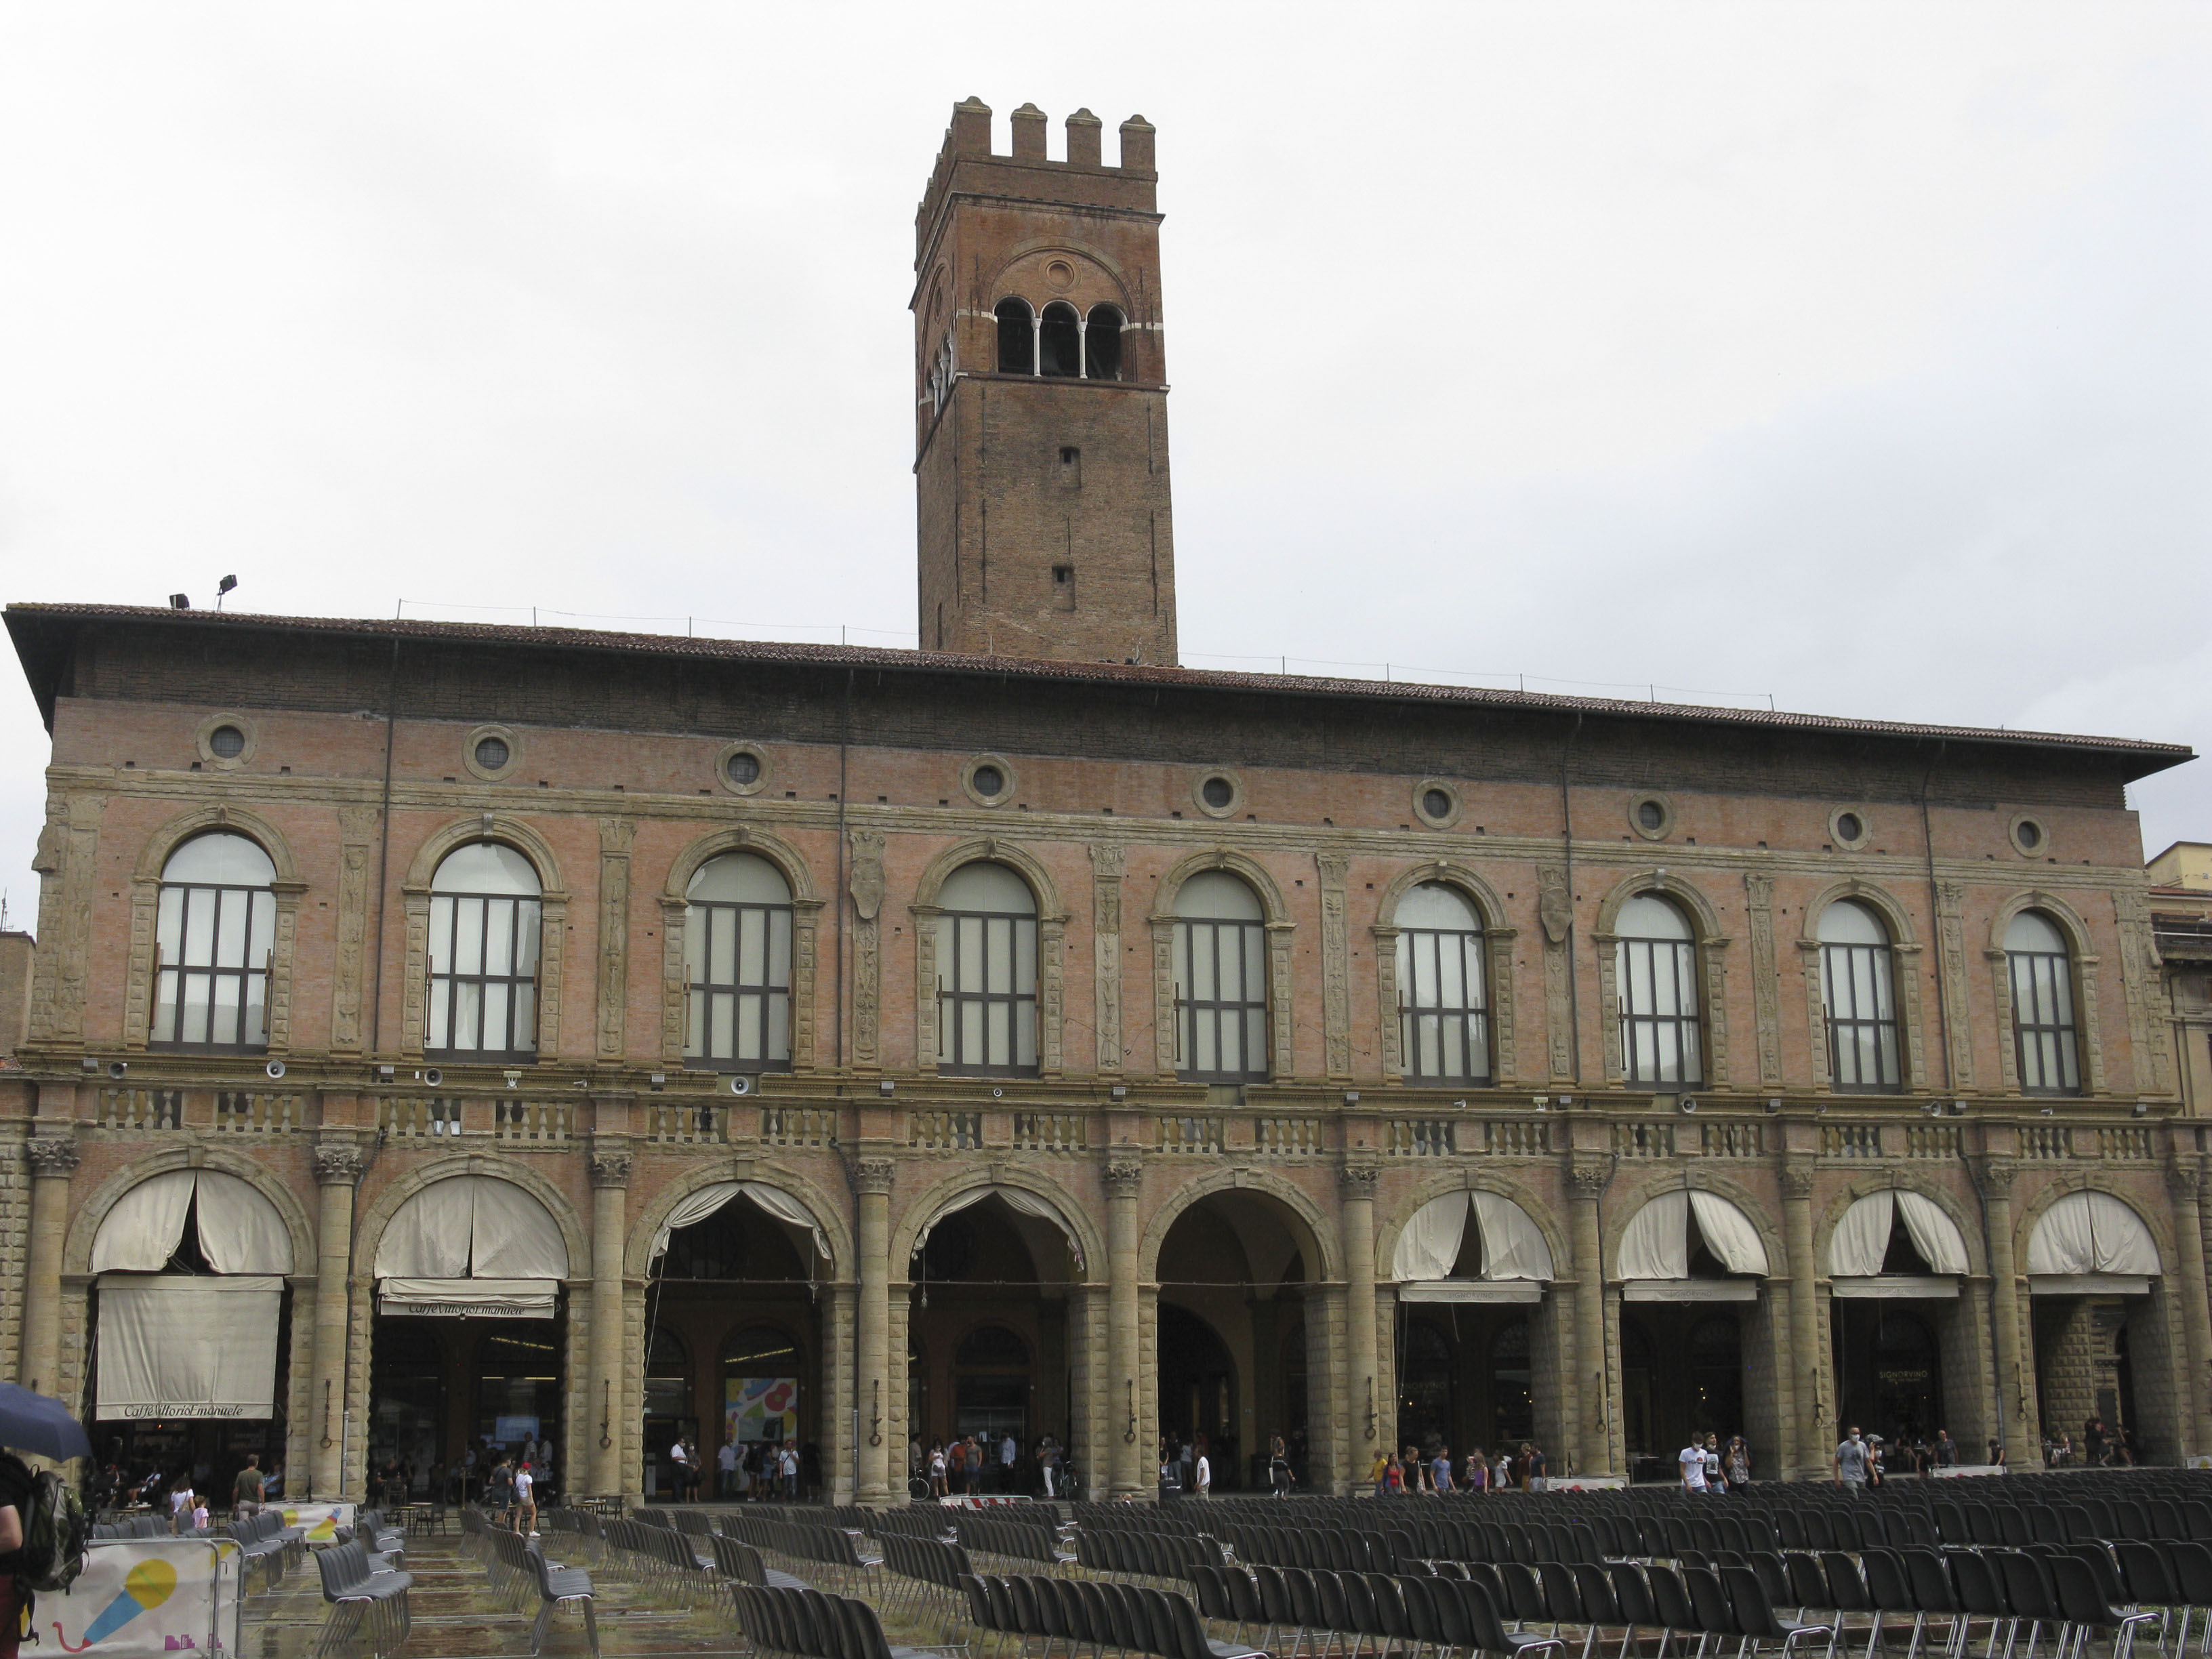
[914,98,1159,265]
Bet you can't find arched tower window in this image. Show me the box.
[994,298,1034,375]
[1616,892,1701,1086]
[1039,301,1081,378]
[152,832,277,1050]
[1818,899,1900,1092]
[2005,909,2081,1096]
[684,853,794,1070]
[1395,883,1490,1083]
[1085,304,1124,380]
[935,863,1039,1076]
[1174,872,1269,1082]
[428,842,543,1058]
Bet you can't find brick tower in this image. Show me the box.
[913,98,1178,664]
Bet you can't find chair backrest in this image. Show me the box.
[1498,1560,1547,1624]
[1458,1578,1520,1658]
[1992,1551,2057,1622]
[1646,1565,1697,1633]
[1861,1548,1915,1613]
[2045,1553,2119,1628]
[1822,1551,1871,1612]
[2164,1540,2212,1607]
[1608,1561,1656,1626]
[1538,1561,1584,1623]
[1901,1548,1959,1614]
[1681,1565,1738,1637]
[1572,1561,1622,1625]
[1720,1564,1788,1640]
[2113,1540,2177,1606]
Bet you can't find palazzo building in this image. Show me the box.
[3,100,2209,1502]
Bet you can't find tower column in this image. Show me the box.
[588,1148,632,1498]
[1105,1160,1143,1498]
[1340,1164,1380,1487]
[21,1136,80,1407]
[1978,1160,2036,1466]
[309,1141,365,1499]
[855,1159,895,1504]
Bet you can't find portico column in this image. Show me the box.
[2165,1160,2212,1458]
[1105,1159,1144,1498]
[20,1136,81,1404]
[854,1158,895,1504]
[1782,1160,1823,1479]
[588,1149,632,1498]
[1978,1159,2035,1465]
[1567,1157,1614,1475]
[309,1142,366,1499]
[1340,1164,1380,1485]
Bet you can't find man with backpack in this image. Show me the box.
[0,1453,27,1658]
[0,1448,89,1659]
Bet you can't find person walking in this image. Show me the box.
[1269,1435,1293,1497]
[779,1441,800,1500]
[718,1436,739,1499]
[232,1454,266,1523]
[1465,1448,1488,1495]
[514,1460,537,1537]
[1834,1426,1870,1490]
[1368,1448,1391,1497]
[1724,1435,1750,1490]
[1701,1435,1723,1494]
[1192,1444,1211,1498]
[1431,1445,1454,1494]
[1000,1431,1019,1494]
[1679,1435,1709,1493]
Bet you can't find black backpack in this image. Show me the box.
[3,1452,87,1594]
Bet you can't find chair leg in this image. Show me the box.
[582,1599,602,1659]
[530,1601,555,1656]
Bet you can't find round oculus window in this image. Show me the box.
[970,764,1005,798]
[1422,787,1453,821]
[474,735,511,771]
[2015,819,2043,851]
[208,724,246,760]
[1637,800,1665,831]
[1835,811,1864,844]
[1200,776,1235,810]
[726,750,761,785]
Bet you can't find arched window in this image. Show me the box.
[645,1325,691,1420]
[2005,910,2081,1096]
[684,853,793,1070]
[1085,304,1124,380]
[1395,883,1490,1083]
[152,832,277,1049]
[994,298,1034,374]
[954,1324,1030,1367]
[1039,301,1081,377]
[428,842,542,1058]
[1174,872,1269,1082]
[1616,893,1701,1085]
[1818,899,1900,1092]
[935,863,1038,1075]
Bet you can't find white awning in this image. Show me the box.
[1622,1279,1760,1302]
[1617,1189,1768,1280]
[2028,1273,2154,1298]
[1391,1191,1554,1283]
[1828,1191,1969,1278]
[91,1170,292,1275]
[916,1185,1085,1273]
[96,1275,284,1419]
[1398,1279,1544,1304]
[1830,1276,1961,1300]
[2026,1191,2161,1278]
[649,1181,830,1266]
[376,1278,560,1319]
[375,1176,569,1281]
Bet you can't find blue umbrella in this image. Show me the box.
[0,1383,91,1462]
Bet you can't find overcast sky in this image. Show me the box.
[3,3,2207,920]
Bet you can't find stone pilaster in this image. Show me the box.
[853,1158,895,1503]
[1566,1156,1614,1474]
[2165,1160,2212,1457]
[848,832,884,1071]
[588,1148,632,1497]
[1977,1159,2036,1463]
[595,819,634,1062]
[308,1142,365,1498]
[1338,1163,1380,1483]
[1780,1160,1823,1478]
[1090,845,1124,1075]
[1105,1159,1144,1496]
[1317,853,1353,1080]
[20,1136,79,1406]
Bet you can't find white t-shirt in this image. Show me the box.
[1194,1455,1211,1492]
[929,1450,946,1476]
[515,1469,534,1502]
[670,1441,689,1467]
[779,1448,799,1477]
[719,1443,739,1472]
[1002,1436,1017,1466]
[1679,1445,1708,1490]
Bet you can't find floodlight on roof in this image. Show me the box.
[168,593,190,609]
[216,574,238,611]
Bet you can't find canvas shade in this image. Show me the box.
[373,1177,568,1315]
[649,1181,830,1265]
[90,1170,293,1275]
[915,1185,1086,1273]
[2026,1191,2160,1277]
[1391,1191,1554,1282]
[96,1275,283,1418]
[1618,1189,1769,1279]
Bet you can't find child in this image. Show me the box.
[190,1496,210,1532]
[1465,1448,1488,1494]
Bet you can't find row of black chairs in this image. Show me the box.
[719,1507,886,1595]
[732,1582,918,1659]
[961,1571,1267,1659]
[957,1511,1075,1568]
[312,1538,413,1659]
[473,1523,602,1657]
[1080,1528,1227,1582]
[874,1532,977,1623]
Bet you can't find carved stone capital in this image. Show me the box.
[1780,1161,1818,1202]
[853,1159,897,1196]
[1104,1160,1145,1200]
[588,1153,634,1189]
[1566,1158,1611,1200]
[1977,1158,2018,1199]
[2167,1160,2204,1203]
[312,1145,367,1185]
[24,1137,81,1179]
[1337,1164,1380,1197]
